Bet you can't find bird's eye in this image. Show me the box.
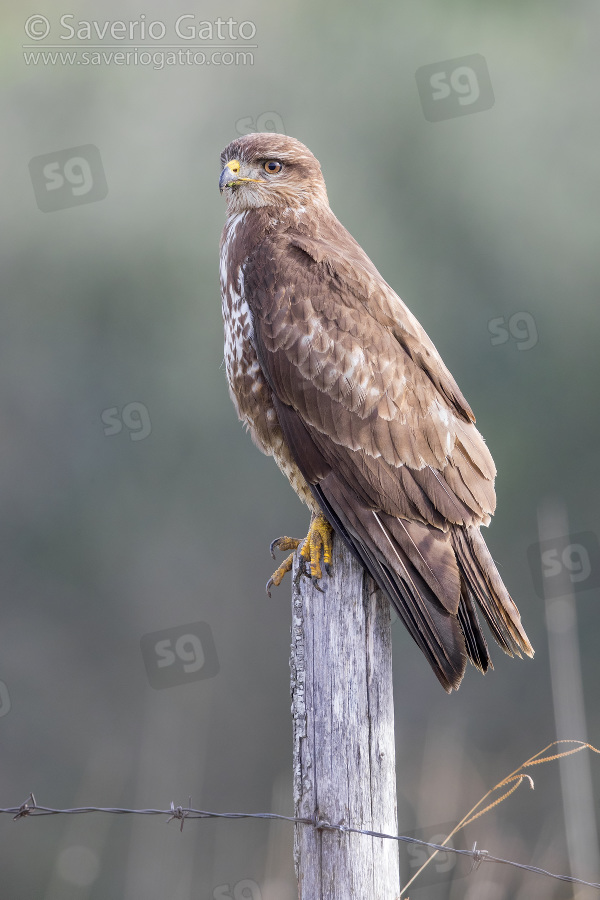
[263,160,282,174]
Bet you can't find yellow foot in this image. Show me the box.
[266,513,334,596]
[266,537,301,597]
[298,513,334,588]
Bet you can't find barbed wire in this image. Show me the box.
[2,792,600,891]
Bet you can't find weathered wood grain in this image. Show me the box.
[290,533,400,898]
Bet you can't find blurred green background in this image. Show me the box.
[1,0,599,897]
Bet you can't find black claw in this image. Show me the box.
[266,578,274,598]
[269,537,283,560]
[324,563,333,576]
[312,576,324,593]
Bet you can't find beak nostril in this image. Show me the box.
[219,158,261,194]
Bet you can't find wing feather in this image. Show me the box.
[239,206,532,688]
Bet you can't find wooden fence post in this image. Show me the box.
[290,532,400,898]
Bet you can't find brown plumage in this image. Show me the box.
[219,133,533,692]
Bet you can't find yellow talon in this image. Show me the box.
[267,513,334,595]
[266,552,296,597]
[270,536,302,557]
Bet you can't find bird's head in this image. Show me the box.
[219,133,329,215]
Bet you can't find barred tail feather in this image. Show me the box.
[312,480,468,692]
[311,478,533,692]
[451,525,534,659]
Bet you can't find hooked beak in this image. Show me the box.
[219,159,260,194]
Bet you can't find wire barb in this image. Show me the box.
[166,797,192,833]
[13,792,36,821]
[470,841,489,872]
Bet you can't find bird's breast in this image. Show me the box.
[219,213,317,511]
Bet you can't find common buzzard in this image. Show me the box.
[219,133,533,692]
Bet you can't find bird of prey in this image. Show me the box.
[219,132,533,692]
